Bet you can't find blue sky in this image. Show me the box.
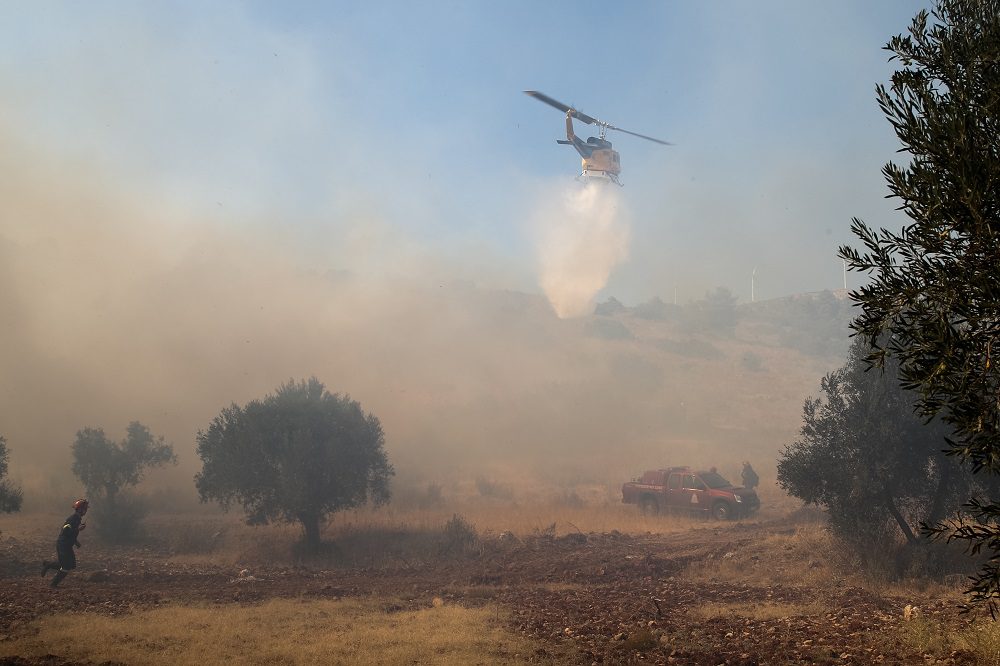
[1,0,928,303]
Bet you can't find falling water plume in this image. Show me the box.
[534,181,629,318]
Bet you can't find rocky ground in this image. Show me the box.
[0,519,976,665]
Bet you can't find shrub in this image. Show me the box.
[441,514,478,556]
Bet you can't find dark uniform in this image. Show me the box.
[741,462,760,490]
[41,502,87,587]
[56,513,82,569]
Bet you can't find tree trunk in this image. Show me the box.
[884,493,918,544]
[300,514,321,550]
[926,460,954,527]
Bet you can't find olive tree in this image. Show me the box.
[778,340,994,575]
[72,422,176,541]
[195,378,393,549]
[0,435,23,513]
[839,0,1000,609]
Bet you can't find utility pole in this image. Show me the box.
[751,267,757,303]
[842,258,847,290]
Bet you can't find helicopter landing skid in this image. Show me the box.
[577,170,623,187]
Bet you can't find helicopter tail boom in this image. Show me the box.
[563,112,595,158]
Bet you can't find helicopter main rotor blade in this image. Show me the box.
[524,90,598,125]
[525,90,671,144]
[606,124,673,146]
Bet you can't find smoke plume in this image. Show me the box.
[533,181,630,318]
[0,126,824,506]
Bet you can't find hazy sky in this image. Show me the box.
[2,0,926,303]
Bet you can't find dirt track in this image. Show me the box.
[0,520,975,665]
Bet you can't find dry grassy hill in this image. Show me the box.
[376,286,854,499]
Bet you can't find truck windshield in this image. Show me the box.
[700,472,733,489]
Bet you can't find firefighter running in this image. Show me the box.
[41,499,89,588]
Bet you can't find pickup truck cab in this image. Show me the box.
[622,466,760,520]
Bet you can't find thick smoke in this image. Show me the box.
[533,181,629,318]
[1,127,826,507]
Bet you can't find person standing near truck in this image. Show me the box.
[41,498,88,588]
[741,462,759,490]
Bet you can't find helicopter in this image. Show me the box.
[524,91,671,186]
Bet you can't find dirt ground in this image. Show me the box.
[0,514,980,665]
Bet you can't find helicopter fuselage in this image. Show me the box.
[524,90,668,187]
[562,113,622,185]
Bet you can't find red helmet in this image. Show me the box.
[73,499,89,511]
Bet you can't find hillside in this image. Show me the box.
[3,274,854,502]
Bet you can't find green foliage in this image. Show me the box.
[72,422,176,499]
[595,288,850,359]
[746,291,854,359]
[440,514,478,556]
[682,287,740,337]
[838,0,1000,610]
[593,296,628,317]
[0,435,23,513]
[71,422,175,541]
[631,296,677,321]
[777,340,995,576]
[195,377,393,549]
[702,286,739,335]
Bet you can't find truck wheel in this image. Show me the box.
[640,497,660,515]
[711,502,732,521]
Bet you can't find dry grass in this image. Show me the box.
[0,597,566,665]
[680,520,971,615]
[6,503,987,663]
[152,502,723,567]
[683,523,838,589]
[688,600,828,621]
[895,616,1000,665]
[7,471,797,564]
[324,500,708,537]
